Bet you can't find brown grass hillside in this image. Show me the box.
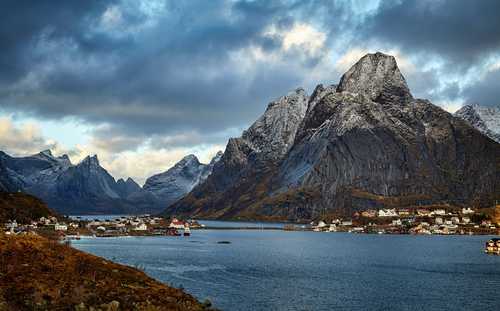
[0,192,58,224]
[0,234,212,311]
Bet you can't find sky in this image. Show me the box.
[1,0,500,185]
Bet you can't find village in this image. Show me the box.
[3,215,200,238]
[3,206,500,238]
[306,206,500,235]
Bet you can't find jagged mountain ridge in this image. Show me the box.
[0,150,222,214]
[455,104,500,143]
[143,152,223,207]
[166,52,500,221]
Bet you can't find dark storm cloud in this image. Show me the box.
[0,0,122,82]
[462,69,500,107]
[361,0,500,69]
[1,0,328,140]
[1,0,500,149]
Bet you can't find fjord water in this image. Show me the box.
[72,228,500,311]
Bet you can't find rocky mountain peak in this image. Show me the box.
[337,52,412,103]
[176,154,200,167]
[455,104,500,143]
[241,87,309,160]
[39,149,53,157]
[209,151,224,165]
[80,155,100,166]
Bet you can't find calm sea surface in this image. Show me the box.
[72,224,500,311]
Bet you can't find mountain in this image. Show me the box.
[454,104,500,143]
[0,152,133,214]
[0,158,20,192]
[166,52,500,221]
[143,152,223,207]
[0,149,223,214]
[116,177,142,198]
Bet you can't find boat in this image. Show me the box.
[184,227,191,236]
[484,238,500,255]
[166,228,181,236]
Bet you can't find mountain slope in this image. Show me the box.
[166,52,500,221]
[143,152,222,207]
[0,192,59,224]
[116,177,142,198]
[454,104,500,143]
[0,234,209,310]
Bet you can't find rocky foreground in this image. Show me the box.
[0,233,212,311]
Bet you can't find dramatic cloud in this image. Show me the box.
[361,0,500,69]
[0,117,60,155]
[1,0,499,181]
[462,68,500,107]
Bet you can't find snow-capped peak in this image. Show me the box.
[455,104,500,143]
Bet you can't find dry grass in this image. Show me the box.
[0,192,58,224]
[0,234,212,311]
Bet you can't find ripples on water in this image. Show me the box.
[72,228,500,311]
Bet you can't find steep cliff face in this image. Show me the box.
[455,104,500,143]
[166,52,499,221]
[165,88,309,218]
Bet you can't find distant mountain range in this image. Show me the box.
[165,52,500,221]
[0,149,221,215]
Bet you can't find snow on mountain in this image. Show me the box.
[143,152,223,206]
[455,104,500,143]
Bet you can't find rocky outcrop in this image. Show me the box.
[166,52,500,221]
[455,104,500,143]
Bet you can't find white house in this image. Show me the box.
[392,219,402,226]
[169,218,185,229]
[462,207,475,215]
[134,223,148,231]
[461,217,471,224]
[435,217,443,225]
[432,209,446,216]
[54,224,67,231]
[341,220,353,226]
[378,209,397,217]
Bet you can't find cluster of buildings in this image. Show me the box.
[3,216,79,235]
[311,207,499,235]
[82,216,197,236]
[3,215,201,238]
